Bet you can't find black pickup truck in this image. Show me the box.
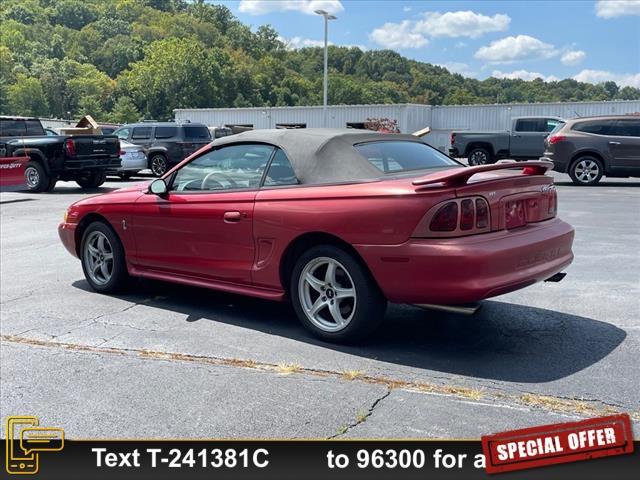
[0,116,120,192]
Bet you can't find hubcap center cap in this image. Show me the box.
[326,288,335,299]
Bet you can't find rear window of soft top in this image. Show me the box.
[355,141,458,174]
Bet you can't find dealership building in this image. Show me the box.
[174,100,640,152]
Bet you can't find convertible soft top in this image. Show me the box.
[210,128,427,184]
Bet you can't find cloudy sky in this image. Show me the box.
[223,0,640,87]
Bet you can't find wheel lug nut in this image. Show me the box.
[330,300,334,305]
[322,297,326,301]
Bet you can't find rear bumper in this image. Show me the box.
[58,222,79,258]
[355,218,574,304]
[64,155,122,171]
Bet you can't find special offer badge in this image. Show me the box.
[482,414,634,474]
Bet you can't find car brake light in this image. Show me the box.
[64,138,76,156]
[429,202,458,231]
[119,150,126,156]
[450,132,456,146]
[548,134,565,145]
[460,199,474,230]
[475,198,489,228]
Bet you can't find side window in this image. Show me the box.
[610,120,640,137]
[0,119,26,136]
[25,120,45,136]
[572,121,613,135]
[131,127,152,140]
[171,144,274,192]
[154,126,177,139]
[515,119,541,132]
[114,128,131,140]
[264,149,299,186]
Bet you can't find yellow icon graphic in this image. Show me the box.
[6,416,64,475]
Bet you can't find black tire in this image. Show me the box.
[76,172,106,189]
[568,156,603,186]
[24,161,50,192]
[290,245,387,343]
[80,221,129,293]
[467,147,493,166]
[149,154,168,177]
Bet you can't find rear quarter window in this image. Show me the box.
[355,141,458,175]
[155,126,178,139]
[183,126,211,140]
[131,127,152,139]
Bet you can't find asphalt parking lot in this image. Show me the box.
[1,171,639,439]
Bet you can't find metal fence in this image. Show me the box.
[175,100,640,152]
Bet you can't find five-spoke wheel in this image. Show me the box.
[81,222,129,293]
[291,245,386,342]
[569,156,603,186]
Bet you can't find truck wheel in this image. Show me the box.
[149,154,168,176]
[569,156,603,186]
[290,245,387,343]
[24,161,50,193]
[76,172,106,189]
[468,148,492,166]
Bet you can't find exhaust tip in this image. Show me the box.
[414,303,482,315]
[545,272,567,283]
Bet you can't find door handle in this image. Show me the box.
[608,141,621,145]
[223,211,242,223]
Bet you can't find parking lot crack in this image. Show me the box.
[328,388,391,439]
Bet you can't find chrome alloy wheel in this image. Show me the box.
[83,231,114,286]
[25,166,40,187]
[298,257,357,332]
[150,156,167,176]
[574,159,600,183]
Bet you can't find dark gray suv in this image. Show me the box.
[543,115,640,185]
[114,121,211,176]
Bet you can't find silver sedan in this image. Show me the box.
[111,141,146,180]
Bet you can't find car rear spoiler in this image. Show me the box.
[412,160,553,188]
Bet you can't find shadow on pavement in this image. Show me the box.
[72,279,626,384]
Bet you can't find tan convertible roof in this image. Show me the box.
[210,128,426,184]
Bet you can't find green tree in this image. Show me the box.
[107,96,140,123]
[7,74,49,116]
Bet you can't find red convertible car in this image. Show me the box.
[59,129,574,342]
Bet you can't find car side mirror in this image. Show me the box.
[149,178,168,196]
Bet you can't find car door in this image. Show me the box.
[607,119,640,174]
[131,143,276,284]
[130,126,153,150]
[511,118,555,158]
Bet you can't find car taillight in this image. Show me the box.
[475,198,489,228]
[548,134,565,145]
[429,202,458,231]
[64,138,76,156]
[119,150,126,156]
[450,132,456,146]
[460,199,474,230]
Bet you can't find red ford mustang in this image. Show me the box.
[59,129,574,342]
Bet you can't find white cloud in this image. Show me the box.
[238,0,344,16]
[560,50,586,66]
[573,69,640,87]
[492,69,559,82]
[414,11,510,38]
[437,62,476,77]
[369,21,429,49]
[455,41,468,48]
[595,0,640,18]
[475,35,558,64]
[403,6,412,12]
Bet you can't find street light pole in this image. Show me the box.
[315,10,336,128]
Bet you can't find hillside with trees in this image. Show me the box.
[1,0,638,123]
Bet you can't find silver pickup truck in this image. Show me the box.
[449,116,564,165]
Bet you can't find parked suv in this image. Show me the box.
[543,115,640,185]
[113,121,211,176]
